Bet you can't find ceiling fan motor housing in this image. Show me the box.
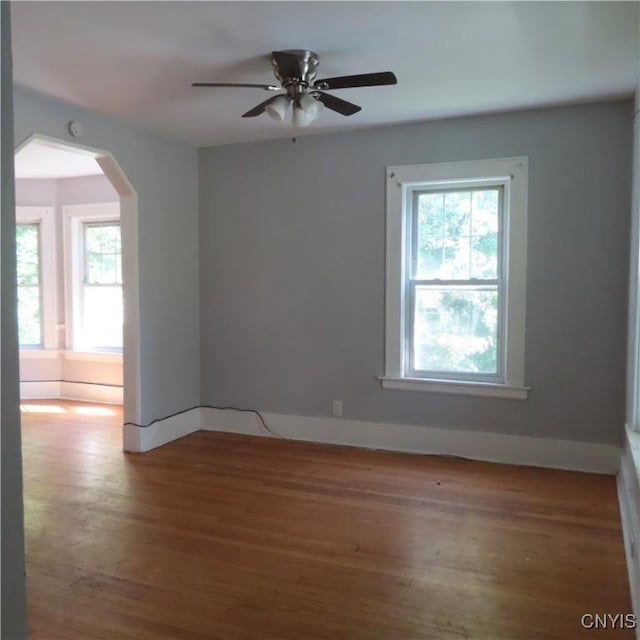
[272,49,319,86]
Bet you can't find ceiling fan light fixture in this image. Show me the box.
[265,95,290,122]
[292,105,312,128]
[300,93,323,122]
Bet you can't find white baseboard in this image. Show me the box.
[20,380,61,399]
[618,426,640,634]
[60,382,122,404]
[20,380,122,404]
[123,407,201,453]
[121,406,621,472]
[200,409,621,474]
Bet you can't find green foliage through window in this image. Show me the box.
[16,223,42,346]
[85,223,122,285]
[80,222,123,350]
[411,187,501,376]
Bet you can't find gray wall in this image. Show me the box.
[16,174,118,206]
[199,101,633,445]
[15,177,56,205]
[1,4,27,638]
[14,87,201,424]
[57,173,118,204]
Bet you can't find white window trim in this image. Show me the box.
[16,206,57,350]
[62,202,121,354]
[382,157,529,399]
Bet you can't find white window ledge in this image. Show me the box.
[379,376,529,399]
[19,349,122,364]
[63,351,122,364]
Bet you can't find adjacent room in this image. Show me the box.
[2,2,640,639]
[15,139,125,407]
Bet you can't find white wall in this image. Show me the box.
[14,87,201,424]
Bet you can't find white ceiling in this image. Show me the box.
[11,1,640,148]
[15,140,102,180]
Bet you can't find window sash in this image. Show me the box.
[404,184,506,382]
[405,281,503,381]
[16,223,43,347]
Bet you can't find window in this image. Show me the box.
[64,203,122,352]
[16,223,41,346]
[382,157,528,399]
[15,207,56,349]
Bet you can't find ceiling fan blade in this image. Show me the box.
[314,71,397,90]
[314,92,361,116]
[242,95,282,118]
[192,82,280,91]
[272,50,302,79]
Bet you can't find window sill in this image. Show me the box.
[63,351,123,364]
[379,376,529,399]
[19,349,123,364]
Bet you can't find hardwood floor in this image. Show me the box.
[21,400,632,639]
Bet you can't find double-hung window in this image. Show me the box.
[64,203,123,353]
[15,207,56,349]
[382,157,528,399]
[16,223,41,347]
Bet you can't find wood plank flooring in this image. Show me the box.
[21,400,632,639]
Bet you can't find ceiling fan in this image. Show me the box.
[192,49,397,127]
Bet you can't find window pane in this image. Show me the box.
[417,194,443,278]
[81,286,123,350]
[16,224,40,285]
[418,193,445,236]
[471,190,499,235]
[18,286,41,346]
[413,287,498,374]
[442,237,470,279]
[470,189,499,279]
[471,234,498,279]
[443,192,471,237]
[417,236,444,279]
[85,224,122,284]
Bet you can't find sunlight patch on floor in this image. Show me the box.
[20,404,66,414]
[72,406,116,417]
[20,404,117,417]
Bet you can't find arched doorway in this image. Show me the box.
[14,134,141,449]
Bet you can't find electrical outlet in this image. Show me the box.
[332,400,343,417]
[631,541,636,560]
